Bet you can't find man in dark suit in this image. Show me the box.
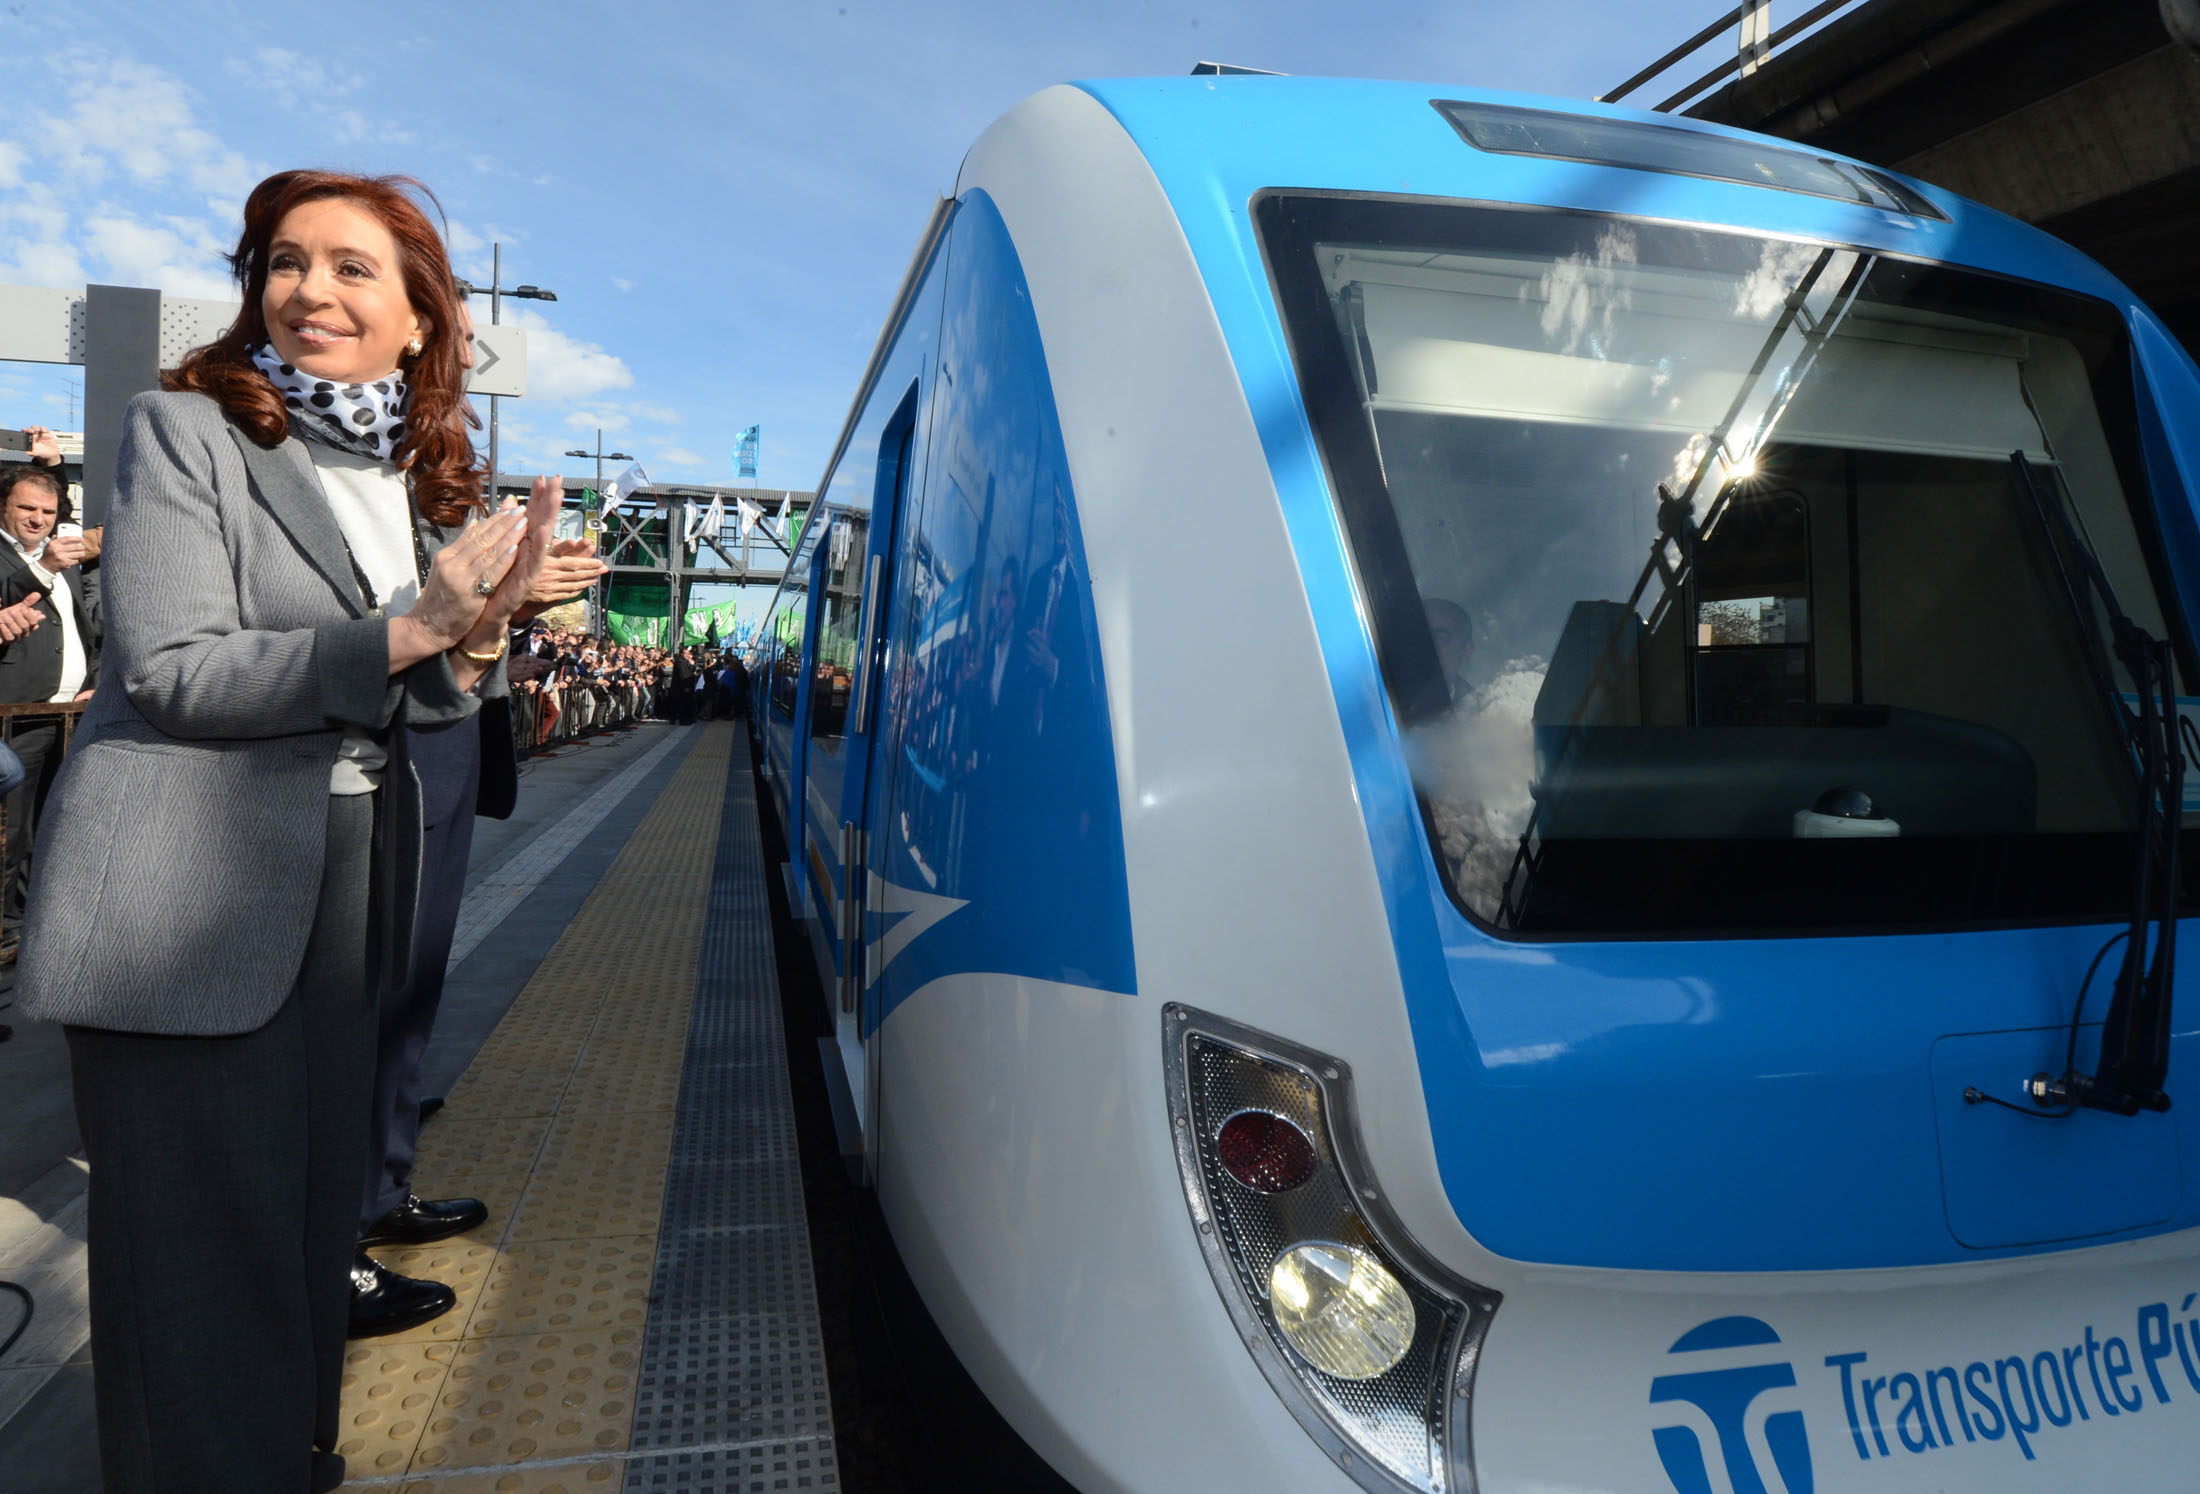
[0,459,101,949]
[669,645,696,724]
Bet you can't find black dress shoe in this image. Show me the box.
[359,1193,489,1248]
[348,1251,456,1339]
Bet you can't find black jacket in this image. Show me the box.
[0,545,100,705]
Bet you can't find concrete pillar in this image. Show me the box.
[81,285,163,527]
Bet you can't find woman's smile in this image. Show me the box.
[287,319,356,346]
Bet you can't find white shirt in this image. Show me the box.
[309,446,418,795]
[2,531,86,702]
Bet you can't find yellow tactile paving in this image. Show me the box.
[503,1109,676,1245]
[410,1326,642,1473]
[327,723,735,1491]
[335,1339,456,1478]
[387,1459,624,1492]
[465,1238,656,1339]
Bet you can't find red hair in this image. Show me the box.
[165,170,484,527]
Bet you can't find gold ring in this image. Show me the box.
[473,575,497,598]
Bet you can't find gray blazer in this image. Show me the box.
[16,390,506,1036]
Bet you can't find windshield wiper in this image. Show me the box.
[2010,450,2181,1117]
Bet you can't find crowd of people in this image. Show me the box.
[504,627,748,749]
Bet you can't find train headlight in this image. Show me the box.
[1165,1005,1501,1494]
[1270,1242,1416,1379]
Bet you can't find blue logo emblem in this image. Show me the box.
[1651,1316,1814,1494]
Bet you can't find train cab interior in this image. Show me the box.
[1262,194,2197,935]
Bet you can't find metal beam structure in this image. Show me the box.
[542,479,810,643]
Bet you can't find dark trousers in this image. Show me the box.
[67,792,376,1494]
[361,723,480,1229]
[4,719,63,930]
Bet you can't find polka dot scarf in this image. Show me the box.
[251,342,411,463]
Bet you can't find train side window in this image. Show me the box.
[768,577,809,722]
[810,516,868,751]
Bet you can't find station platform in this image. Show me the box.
[0,721,844,1493]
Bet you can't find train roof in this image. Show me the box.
[1061,75,2139,310]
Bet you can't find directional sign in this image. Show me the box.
[465,323,528,397]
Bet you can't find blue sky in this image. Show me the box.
[1,0,1786,493]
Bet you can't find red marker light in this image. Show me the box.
[1215,1110,1317,1193]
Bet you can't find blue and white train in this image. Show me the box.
[748,75,2200,1493]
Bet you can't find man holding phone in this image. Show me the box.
[0,436,100,956]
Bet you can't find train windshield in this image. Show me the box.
[1260,194,2197,936]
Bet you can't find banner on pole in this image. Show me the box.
[735,425,759,482]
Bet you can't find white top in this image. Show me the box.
[2,532,87,702]
[309,445,418,795]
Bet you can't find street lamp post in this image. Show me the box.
[565,430,633,639]
[457,243,557,502]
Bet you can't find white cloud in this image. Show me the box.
[446,220,488,258]
[81,212,235,298]
[565,409,632,436]
[510,307,634,403]
[0,49,253,295]
[41,50,260,201]
[657,446,706,469]
[612,276,634,292]
[222,47,365,114]
[329,110,416,148]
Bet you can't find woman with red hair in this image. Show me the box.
[17,170,562,1492]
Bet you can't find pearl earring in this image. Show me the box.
[407,335,424,357]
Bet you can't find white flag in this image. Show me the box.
[600,462,650,519]
[683,497,726,549]
[736,497,759,540]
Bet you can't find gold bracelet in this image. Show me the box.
[458,635,509,664]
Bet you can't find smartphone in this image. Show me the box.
[55,522,81,540]
[0,430,28,453]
